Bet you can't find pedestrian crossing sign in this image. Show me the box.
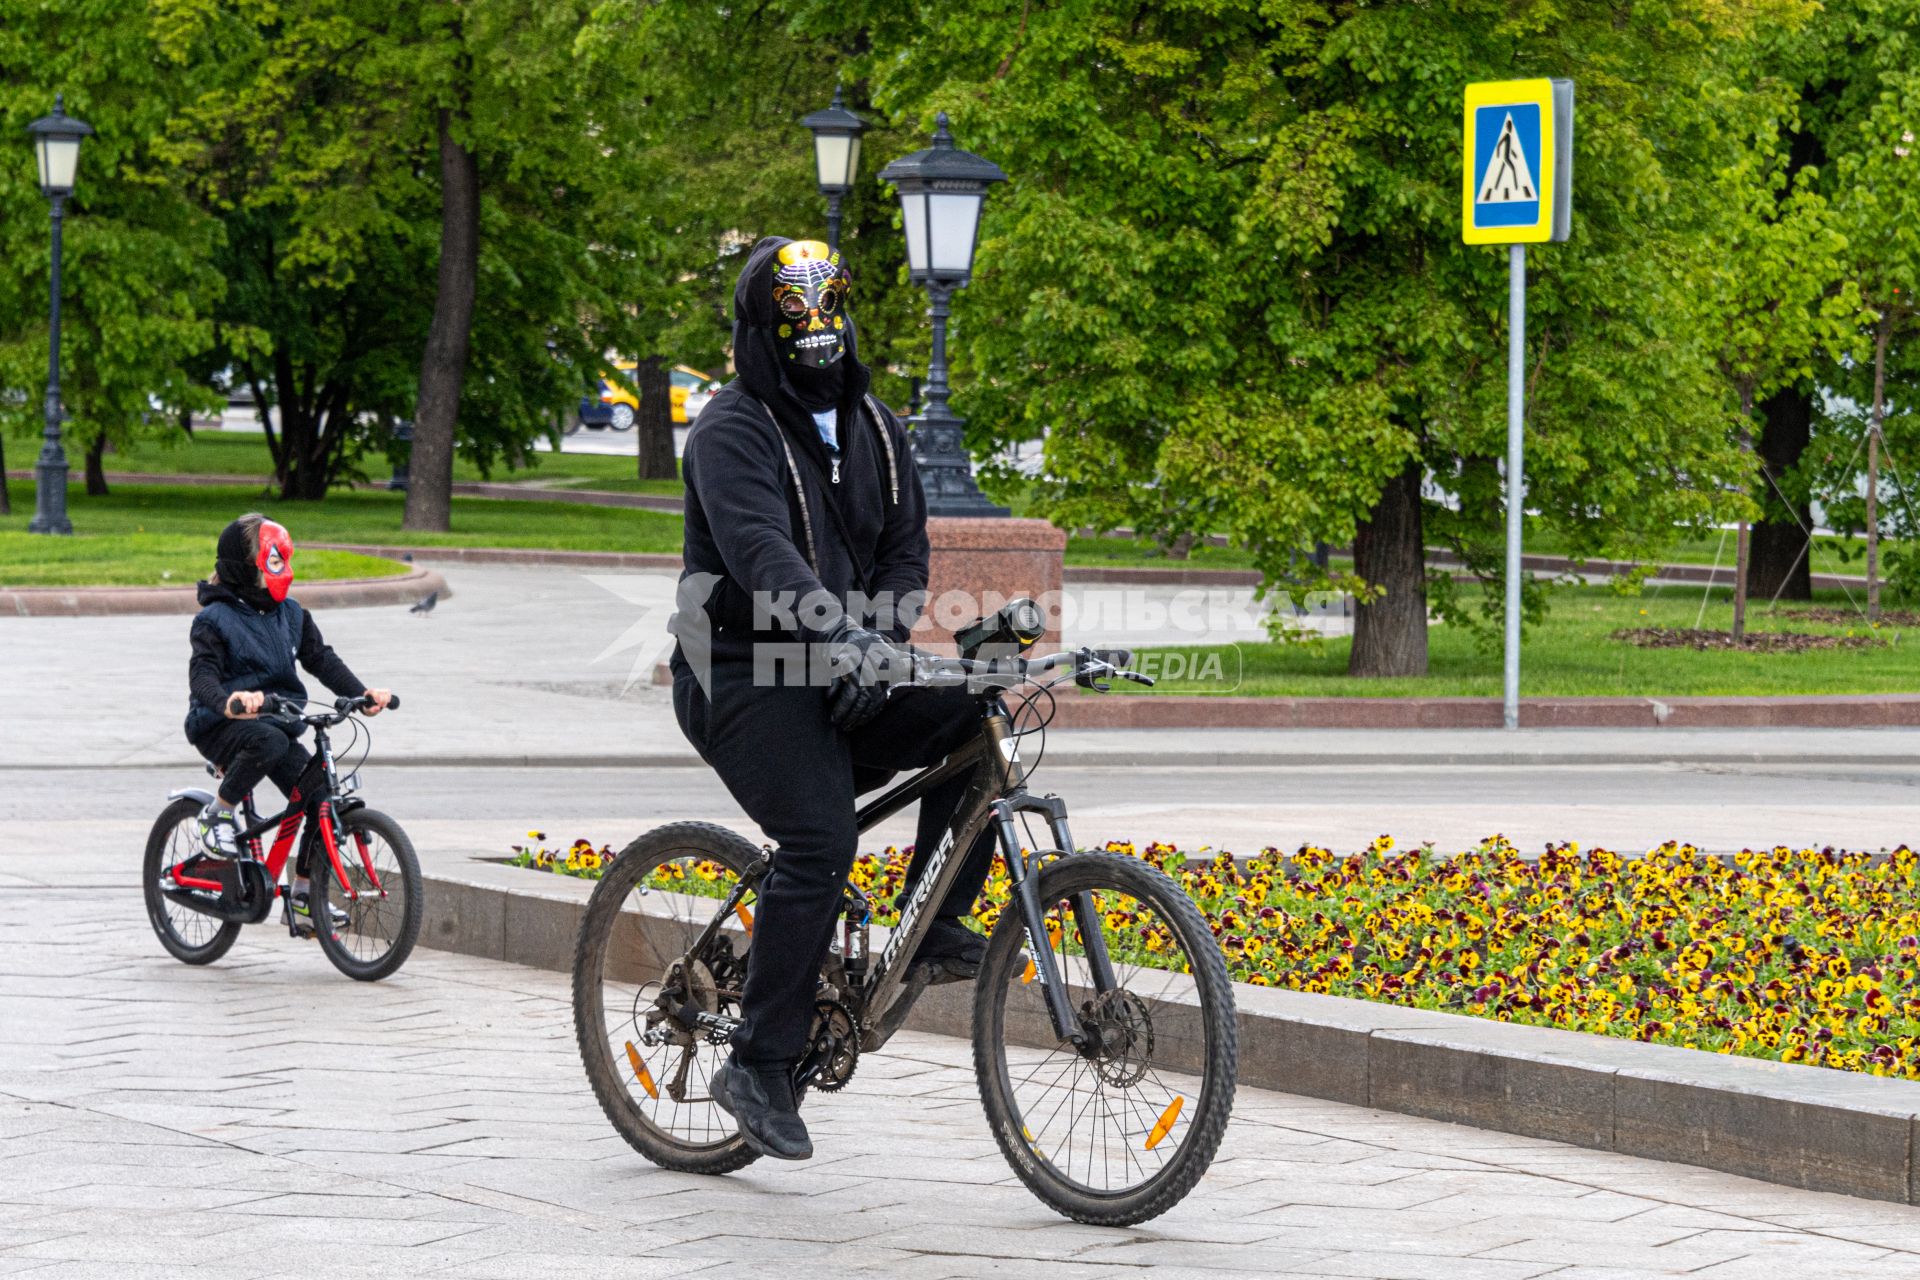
[1463,79,1574,245]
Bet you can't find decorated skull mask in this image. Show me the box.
[772,240,850,368]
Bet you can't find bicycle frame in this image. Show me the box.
[166,721,384,907]
[855,694,1116,1047]
[681,691,1117,1053]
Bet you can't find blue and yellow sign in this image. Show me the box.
[1463,79,1574,245]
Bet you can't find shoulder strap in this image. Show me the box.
[753,399,819,574]
[862,393,899,506]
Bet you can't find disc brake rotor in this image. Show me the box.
[1084,988,1154,1088]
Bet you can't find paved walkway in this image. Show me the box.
[6,558,1917,772]
[7,885,1920,1279]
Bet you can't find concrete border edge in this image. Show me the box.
[420,863,1920,1205]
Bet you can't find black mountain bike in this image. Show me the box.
[143,693,423,981]
[572,614,1237,1225]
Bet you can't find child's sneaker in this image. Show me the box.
[196,801,241,858]
[288,887,350,936]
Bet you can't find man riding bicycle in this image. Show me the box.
[669,236,995,1161]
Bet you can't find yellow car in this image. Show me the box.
[578,362,716,431]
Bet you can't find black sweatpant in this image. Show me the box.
[193,719,313,809]
[673,663,999,1064]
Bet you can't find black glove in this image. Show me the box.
[822,618,915,732]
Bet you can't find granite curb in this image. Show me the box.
[6,468,685,512]
[1,565,449,616]
[419,856,1920,1205]
[1047,691,1920,730]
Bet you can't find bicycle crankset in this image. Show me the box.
[798,997,861,1093]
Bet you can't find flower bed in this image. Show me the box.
[510,833,1920,1080]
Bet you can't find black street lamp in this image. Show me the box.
[25,95,92,536]
[802,87,866,253]
[878,113,1008,518]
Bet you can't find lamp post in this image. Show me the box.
[878,113,1008,518]
[802,87,866,253]
[25,95,92,536]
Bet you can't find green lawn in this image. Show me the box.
[0,482,684,556]
[102,431,683,492]
[0,533,403,588]
[1132,584,1915,698]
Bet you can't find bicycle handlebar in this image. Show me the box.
[910,646,1155,693]
[240,692,400,724]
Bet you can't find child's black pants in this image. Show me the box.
[193,720,313,808]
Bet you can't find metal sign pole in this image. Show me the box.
[1504,243,1526,730]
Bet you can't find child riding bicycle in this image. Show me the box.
[183,514,392,932]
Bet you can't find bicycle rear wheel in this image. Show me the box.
[311,808,423,981]
[973,851,1237,1226]
[143,797,240,965]
[572,822,763,1175]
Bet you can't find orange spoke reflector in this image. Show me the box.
[1145,1095,1185,1150]
[625,1042,659,1099]
[734,903,755,933]
[1021,957,1037,985]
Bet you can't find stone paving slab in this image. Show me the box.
[6,889,1920,1276]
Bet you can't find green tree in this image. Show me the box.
[1829,71,1920,618]
[1694,95,1858,638]
[153,0,665,507]
[834,0,1782,676]
[0,1,222,510]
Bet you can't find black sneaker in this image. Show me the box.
[710,1053,813,1161]
[911,917,987,985]
[196,801,241,858]
[289,889,350,937]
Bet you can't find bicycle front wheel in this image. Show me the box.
[312,808,423,981]
[973,852,1237,1226]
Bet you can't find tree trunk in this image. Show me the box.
[403,108,481,533]
[84,434,109,497]
[1731,392,1754,642]
[1348,457,1428,678]
[0,432,11,516]
[1748,384,1813,601]
[1732,520,1749,640]
[635,356,676,481]
[1868,315,1889,622]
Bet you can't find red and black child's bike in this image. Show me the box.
[143,693,423,981]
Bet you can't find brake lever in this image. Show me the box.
[1120,671,1156,687]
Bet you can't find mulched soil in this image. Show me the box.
[1613,626,1891,652]
[1779,606,1920,628]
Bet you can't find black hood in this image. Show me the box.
[198,575,275,615]
[732,236,871,442]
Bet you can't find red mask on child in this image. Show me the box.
[256,520,295,603]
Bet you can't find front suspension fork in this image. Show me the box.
[990,798,1120,1046]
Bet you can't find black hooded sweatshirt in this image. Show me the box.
[674,236,929,665]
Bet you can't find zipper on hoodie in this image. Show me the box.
[829,447,841,484]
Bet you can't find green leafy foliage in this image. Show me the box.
[0,1,224,474]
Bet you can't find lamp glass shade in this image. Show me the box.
[36,134,81,194]
[900,191,930,275]
[927,192,983,276]
[813,132,854,191]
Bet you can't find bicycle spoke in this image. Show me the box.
[994,872,1215,1199]
[594,846,753,1152]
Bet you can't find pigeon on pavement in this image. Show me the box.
[410,590,438,615]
